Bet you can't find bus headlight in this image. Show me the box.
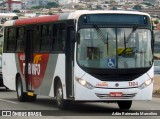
[76,77,94,90]
[138,78,153,90]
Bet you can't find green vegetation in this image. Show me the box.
[47,2,59,8]
[154,19,159,24]
[31,2,60,9]
[13,10,20,13]
[133,5,142,10]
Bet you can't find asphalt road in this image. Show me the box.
[0,87,160,119]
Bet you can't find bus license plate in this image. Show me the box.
[110,92,123,97]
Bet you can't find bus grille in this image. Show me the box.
[92,74,142,81]
[95,93,137,99]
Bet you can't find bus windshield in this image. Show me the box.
[77,27,152,69]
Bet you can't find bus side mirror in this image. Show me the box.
[156,22,160,30]
[151,30,155,53]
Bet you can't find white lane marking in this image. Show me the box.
[0,99,18,104]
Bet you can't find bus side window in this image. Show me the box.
[52,23,65,52]
[41,24,52,51]
[34,26,40,52]
[59,23,66,51]
[3,28,8,52]
[52,23,58,51]
[7,28,16,52]
[16,27,25,52]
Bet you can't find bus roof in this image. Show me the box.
[4,10,150,27]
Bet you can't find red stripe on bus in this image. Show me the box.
[15,15,60,26]
[18,53,49,89]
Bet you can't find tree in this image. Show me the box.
[96,5,103,10]
[112,6,117,10]
[31,2,60,9]
[47,2,59,8]
[31,5,46,9]
[154,19,159,24]
[13,10,20,13]
[133,5,142,10]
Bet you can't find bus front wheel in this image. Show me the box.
[117,101,132,110]
[16,76,27,102]
[55,81,68,109]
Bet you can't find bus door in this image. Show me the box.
[25,30,34,94]
[65,20,75,98]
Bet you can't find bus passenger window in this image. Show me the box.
[7,28,16,52]
[34,26,40,52]
[52,24,58,51]
[41,24,52,51]
[52,23,65,52]
[16,27,25,52]
[59,23,65,51]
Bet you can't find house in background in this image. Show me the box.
[3,0,22,11]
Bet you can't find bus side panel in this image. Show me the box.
[49,54,66,99]
[2,53,17,90]
[39,54,59,96]
[15,53,29,93]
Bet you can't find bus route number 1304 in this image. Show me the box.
[129,82,138,87]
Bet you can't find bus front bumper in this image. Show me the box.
[74,83,153,101]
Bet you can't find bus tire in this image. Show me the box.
[16,76,27,102]
[55,81,68,109]
[117,101,132,110]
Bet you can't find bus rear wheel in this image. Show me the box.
[117,101,132,110]
[55,81,68,109]
[16,76,27,102]
[16,76,37,102]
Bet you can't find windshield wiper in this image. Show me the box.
[125,25,138,43]
[119,25,138,56]
[93,24,108,44]
[93,24,109,54]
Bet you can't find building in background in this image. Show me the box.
[58,0,78,4]
[24,0,50,8]
[3,0,22,11]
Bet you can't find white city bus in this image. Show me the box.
[2,10,154,110]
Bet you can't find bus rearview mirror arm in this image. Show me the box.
[70,30,76,42]
[151,30,155,55]
[77,33,80,44]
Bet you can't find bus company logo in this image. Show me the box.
[96,82,108,87]
[18,53,49,89]
[20,54,25,61]
[33,55,42,64]
[22,55,42,76]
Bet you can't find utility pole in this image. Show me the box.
[8,0,12,11]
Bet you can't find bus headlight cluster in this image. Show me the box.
[76,77,94,90]
[138,78,153,90]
